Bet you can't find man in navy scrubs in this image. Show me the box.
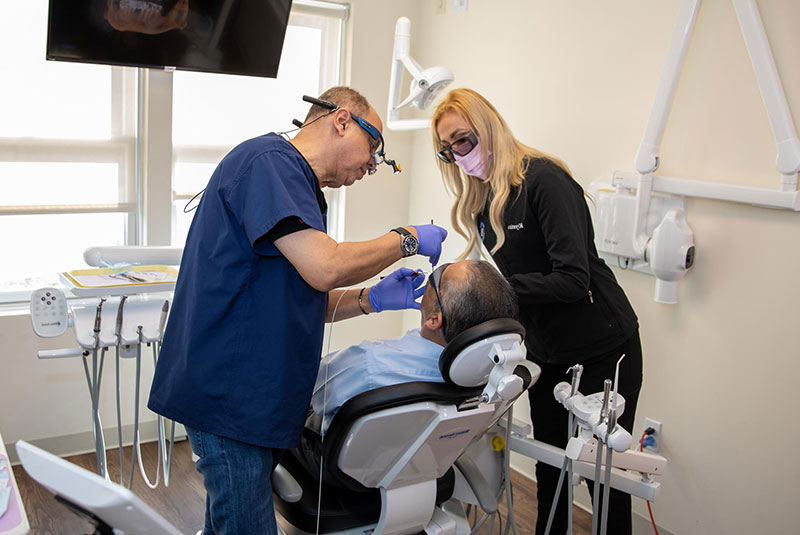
[148,87,448,535]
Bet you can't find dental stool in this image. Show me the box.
[272,318,541,535]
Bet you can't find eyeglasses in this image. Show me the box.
[430,262,452,333]
[349,112,401,174]
[436,131,478,164]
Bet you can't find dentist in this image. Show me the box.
[149,86,447,535]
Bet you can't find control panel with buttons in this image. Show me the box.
[30,287,69,338]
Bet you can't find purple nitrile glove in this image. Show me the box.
[411,224,448,267]
[368,267,427,312]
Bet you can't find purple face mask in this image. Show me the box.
[454,141,491,180]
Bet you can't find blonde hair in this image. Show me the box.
[431,88,571,258]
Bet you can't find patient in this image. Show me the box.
[310,259,519,435]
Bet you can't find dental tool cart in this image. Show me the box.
[29,259,179,491]
[0,430,29,535]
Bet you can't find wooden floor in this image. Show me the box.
[12,440,592,535]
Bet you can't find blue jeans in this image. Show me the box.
[186,426,282,535]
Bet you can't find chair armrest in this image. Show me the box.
[272,464,303,503]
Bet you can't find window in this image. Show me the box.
[0,1,347,303]
[171,5,347,246]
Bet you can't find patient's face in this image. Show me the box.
[419,261,469,326]
[419,281,436,322]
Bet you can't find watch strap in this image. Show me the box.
[390,227,411,238]
[390,227,418,257]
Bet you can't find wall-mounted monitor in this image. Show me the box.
[47,0,293,78]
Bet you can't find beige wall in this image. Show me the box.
[399,1,800,534]
[2,0,799,533]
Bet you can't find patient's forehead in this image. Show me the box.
[443,261,470,283]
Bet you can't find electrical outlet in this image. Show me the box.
[643,417,662,453]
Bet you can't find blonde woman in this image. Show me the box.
[432,88,642,535]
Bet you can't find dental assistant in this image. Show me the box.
[149,87,447,535]
[431,88,641,535]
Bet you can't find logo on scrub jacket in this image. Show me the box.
[507,222,524,230]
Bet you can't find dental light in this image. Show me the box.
[386,17,454,131]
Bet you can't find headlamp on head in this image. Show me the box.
[300,95,402,175]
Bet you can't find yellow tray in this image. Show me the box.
[60,265,178,297]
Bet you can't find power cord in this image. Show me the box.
[639,427,659,535]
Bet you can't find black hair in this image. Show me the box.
[438,260,519,342]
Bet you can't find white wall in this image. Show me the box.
[398,1,800,534]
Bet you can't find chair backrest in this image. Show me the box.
[438,318,526,387]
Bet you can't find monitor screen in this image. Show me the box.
[47,0,293,78]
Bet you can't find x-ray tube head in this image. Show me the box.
[646,209,695,304]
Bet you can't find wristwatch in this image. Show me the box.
[391,227,419,257]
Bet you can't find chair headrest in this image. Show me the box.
[438,318,526,387]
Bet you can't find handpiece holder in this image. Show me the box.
[31,292,172,354]
[554,382,631,451]
[70,296,170,349]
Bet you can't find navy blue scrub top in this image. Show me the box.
[148,133,328,449]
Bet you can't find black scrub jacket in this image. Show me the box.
[477,158,638,365]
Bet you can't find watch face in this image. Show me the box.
[402,235,419,255]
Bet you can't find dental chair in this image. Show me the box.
[272,318,541,535]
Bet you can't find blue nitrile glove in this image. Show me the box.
[412,224,448,267]
[368,268,427,312]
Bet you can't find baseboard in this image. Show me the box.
[4,420,187,465]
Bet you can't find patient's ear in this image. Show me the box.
[424,312,444,331]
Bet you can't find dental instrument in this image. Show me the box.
[115,295,128,486]
[83,297,109,479]
[543,364,583,535]
[154,300,176,488]
[536,355,665,535]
